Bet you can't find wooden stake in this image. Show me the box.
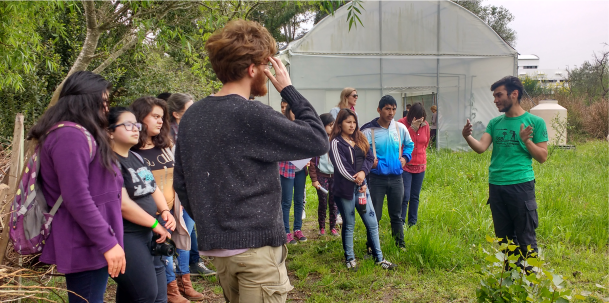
[0,114,25,265]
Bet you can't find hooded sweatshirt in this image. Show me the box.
[360,118,414,176]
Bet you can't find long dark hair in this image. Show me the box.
[284,103,294,121]
[329,109,369,154]
[130,97,172,149]
[28,71,115,171]
[406,102,427,125]
[167,93,193,123]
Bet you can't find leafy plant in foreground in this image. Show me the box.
[475,236,597,303]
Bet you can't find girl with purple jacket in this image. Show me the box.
[329,109,397,272]
[30,71,125,303]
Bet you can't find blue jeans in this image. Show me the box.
[335,186,384,262]
[164,209,196,283]
[401,171,426,226]
[280,170,306,233]
[65,267,109,303]
[189,222,199,265]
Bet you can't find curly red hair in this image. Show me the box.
[205,19,277,84]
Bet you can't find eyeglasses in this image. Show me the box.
[350,94,359,98]
[110,122,142,132]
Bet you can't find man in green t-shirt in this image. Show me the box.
[462,76,548,271]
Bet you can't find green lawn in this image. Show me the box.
[20,141,609,302]
[277,141,608,302]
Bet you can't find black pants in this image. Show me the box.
[488,180,539,256]
[112,230,168,303]
[367,173,405,247]
[65,267,109,303]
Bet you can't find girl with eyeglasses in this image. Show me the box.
[107,106,175,303]
[129,97,205,302]
[30,71,125,303]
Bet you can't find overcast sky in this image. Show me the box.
[484,0,608,70]
[301,1,608,70]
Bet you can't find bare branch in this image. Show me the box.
[99,3,131,30]
[92,33,139,74]
[244,1,261,20]
[229,0,243,20]
[82,0,98,30]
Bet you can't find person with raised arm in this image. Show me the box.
[462,76,547,273]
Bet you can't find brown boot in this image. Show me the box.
[177,274,205,301]
[167,280,190,303]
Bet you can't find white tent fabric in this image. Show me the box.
[262,0,517,150]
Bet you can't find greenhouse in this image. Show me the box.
[263,0,518,150]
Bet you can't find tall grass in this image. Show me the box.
[289,141,608,301]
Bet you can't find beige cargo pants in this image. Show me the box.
[211,245,293,303]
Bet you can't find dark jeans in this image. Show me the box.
[280,170,306,233]
[367,173,405,247]
[316,175,338,231]
[488,180,539,256]
[65,267,109,303]
[190,223,200,265]
[113,230,168,303]
[401,170,426,226]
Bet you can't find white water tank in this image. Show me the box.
[529,100,567,145]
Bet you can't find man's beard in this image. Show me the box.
[499,101,512,113]
[250,71,268,97]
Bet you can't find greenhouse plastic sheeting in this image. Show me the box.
[261,0,517,150]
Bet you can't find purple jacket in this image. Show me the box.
[329,136,374,200]
[39,127,124,274]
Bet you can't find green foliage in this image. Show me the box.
[0,1,67,91]
[476,237,596,302]
[567,49,609,102]
[520,75,552,97]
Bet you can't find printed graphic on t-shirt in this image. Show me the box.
[494,128,519,147]
[127,167,156,196]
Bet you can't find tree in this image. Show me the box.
[567,47,609,101]
[0,2,64,92]
[452,0,517,47]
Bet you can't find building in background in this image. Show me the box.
[260,0,517,150]
[518,54,568,86]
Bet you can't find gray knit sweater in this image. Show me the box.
[174,86,329,250]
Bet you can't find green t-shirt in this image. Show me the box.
[486,112,548,185]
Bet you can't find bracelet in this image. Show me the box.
[160,209,170,215]
[151,219,159,229]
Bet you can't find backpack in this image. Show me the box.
[9,122,95,255]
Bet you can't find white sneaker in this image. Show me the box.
[301,209,306,220]
[336,214,343,225]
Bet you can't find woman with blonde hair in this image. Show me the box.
[330,87,358,119]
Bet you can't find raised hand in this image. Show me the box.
[520,123,534,142]
[462,119,473,138]
[263,56,292,93]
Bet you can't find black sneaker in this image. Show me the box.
[190,261,216,276]
[346,259,358,272]
[376,259,397,270]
